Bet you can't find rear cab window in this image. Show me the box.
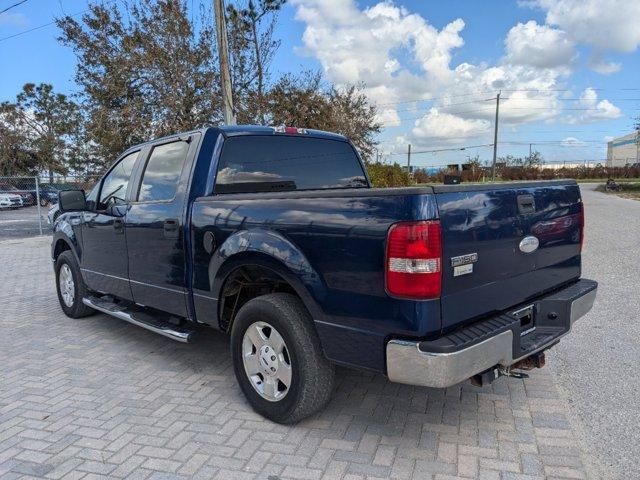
[215,135,368,194]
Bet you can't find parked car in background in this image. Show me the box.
[34,185,60,206]
[0,185,34,206]
[51,125,597,423]
[0,193,23,209]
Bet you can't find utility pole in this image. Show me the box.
[529,143,532,159]
[407,144,412,174]
[214,0,236,125]
[490,92,501,181]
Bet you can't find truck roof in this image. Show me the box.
[130,126,347,152]
[217,125,348,142]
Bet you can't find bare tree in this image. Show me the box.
[226,0,284,123]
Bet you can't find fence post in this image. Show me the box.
[35,176,43,236]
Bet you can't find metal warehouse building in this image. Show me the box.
[607,131,639,166]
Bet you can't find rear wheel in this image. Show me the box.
[230,293,334,424]
[55,251,95,318]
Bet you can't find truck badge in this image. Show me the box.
[519,236,539,254]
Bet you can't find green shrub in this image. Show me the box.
[364,161,412,188]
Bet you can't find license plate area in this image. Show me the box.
[512,304,535,336]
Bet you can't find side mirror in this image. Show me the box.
[58,189,87,212]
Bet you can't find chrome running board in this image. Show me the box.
[82,296,196,343]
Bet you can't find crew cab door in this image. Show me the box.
[124,135,198,317]
[81,150,141,299]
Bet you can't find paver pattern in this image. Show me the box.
[0,236,598,480]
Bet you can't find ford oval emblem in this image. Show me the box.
[519,235,539,253]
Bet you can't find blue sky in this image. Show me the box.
[1,0,639,166]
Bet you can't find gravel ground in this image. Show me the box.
[0,205,49,239]
[549,183,640,479]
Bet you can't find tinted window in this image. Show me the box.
[138,141,189,201]
[215,136,367,193]
[98,151,138,209]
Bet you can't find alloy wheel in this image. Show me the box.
[242,321,292,402]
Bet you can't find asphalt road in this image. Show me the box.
[0,205,50,238]
[550,183,640,479]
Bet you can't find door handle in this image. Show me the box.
[113,218,124,234]
[164,218,179,238]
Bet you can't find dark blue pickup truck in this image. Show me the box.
[52,125,597,423]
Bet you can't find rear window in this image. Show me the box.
[215,136,368,194]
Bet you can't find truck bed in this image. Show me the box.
[190,179,583,372]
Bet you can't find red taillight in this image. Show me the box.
[273,126,308,134]
[385,221,442,299]
[579,202,585,251]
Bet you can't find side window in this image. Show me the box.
[215,136,368,194]
[98,151,139,209]
[137,141,189,202]
[85,183,99,210]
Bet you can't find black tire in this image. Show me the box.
[40,197,49,207]
[230,293,335,424]
[55,251,95,318]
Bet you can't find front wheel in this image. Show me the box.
[230,293,334,424]
[55,251,95,318]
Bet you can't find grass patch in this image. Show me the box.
[595,182,640,200]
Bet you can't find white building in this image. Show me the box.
[607,131,639,167]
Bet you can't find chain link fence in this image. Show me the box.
[0,175,100,239]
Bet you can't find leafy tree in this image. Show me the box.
[0,83,81,179]
[499,150,543,167]
[365,161,411,187]
[0,116,38,176]
[56,0,381,168]
[267,72,381,159]
[57,0,220,166]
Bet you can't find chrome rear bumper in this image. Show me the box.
[386,279,597,388]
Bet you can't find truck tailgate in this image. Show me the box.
[434,180,583,330]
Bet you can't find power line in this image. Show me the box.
[374,88,620,107]
[0,0,27,15]
[501,97,640,102]
[0,1,117,43]
[388,143,495,156]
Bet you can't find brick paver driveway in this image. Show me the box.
[1,236,596,480]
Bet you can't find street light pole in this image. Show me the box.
[214,0,236,125]
[490,92,501,181]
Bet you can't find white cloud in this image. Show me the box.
[588,56,621,75]
[561,137,586,147]
[527,0,640,73]
[292,0,464,104]
[292,0,626,145]
[534,0,640,53]
[505,21,576,68]
[375,108,401,127]
[565,87,622,123]
[410,108,491,145]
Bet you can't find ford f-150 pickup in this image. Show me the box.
[52,125,597,423]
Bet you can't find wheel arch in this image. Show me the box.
[51,227,81,265]
[208,229,325,332]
